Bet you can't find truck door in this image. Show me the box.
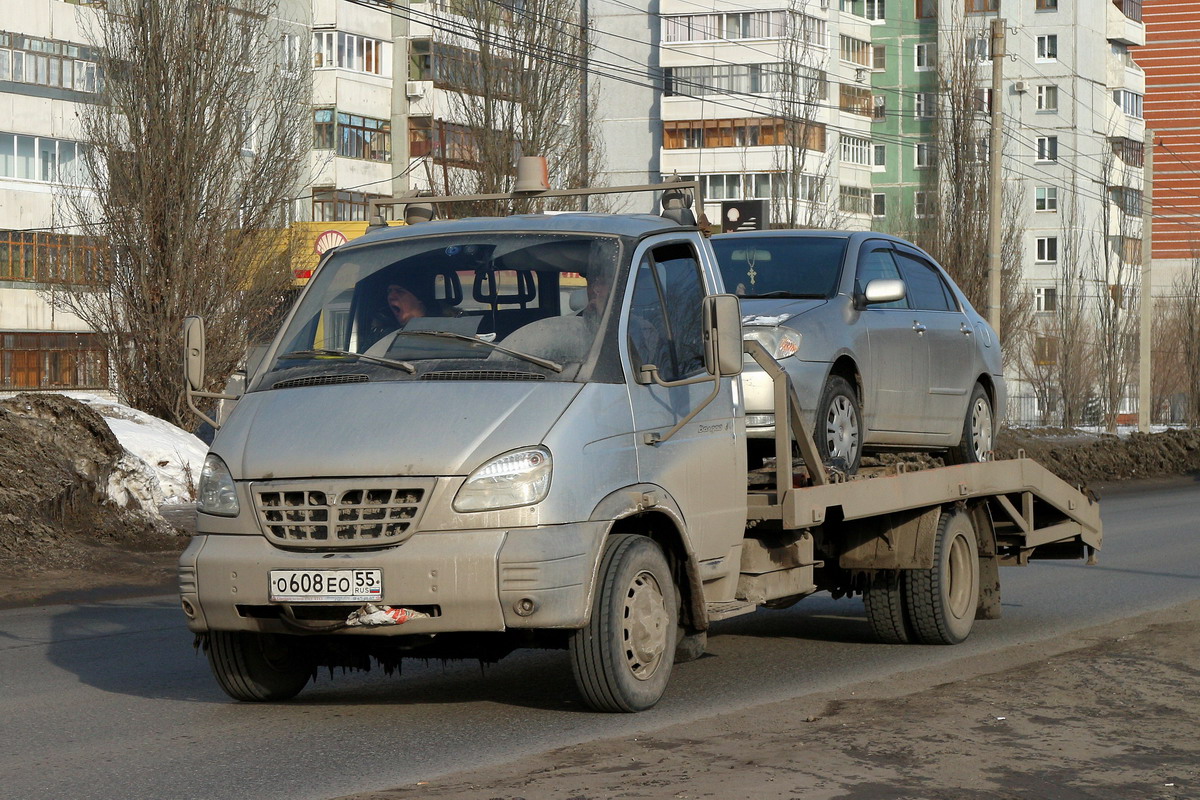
[892,250,977,436]
[624,239,746,560]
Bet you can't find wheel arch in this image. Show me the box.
[590,485,706,633]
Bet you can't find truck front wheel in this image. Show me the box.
[206,631,314,702]
[570,534,678,712]
[905,509,980,645]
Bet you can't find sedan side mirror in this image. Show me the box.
[864,278,906,305]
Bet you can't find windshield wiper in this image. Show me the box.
[277,349,416,373]
[740,291,827,299]
[390,330,563,373]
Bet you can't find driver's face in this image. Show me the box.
[387,284,425,324]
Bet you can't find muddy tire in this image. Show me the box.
[945,383,993,465]
[905,509,980,645]
[863,570,912,644]
[570,535,678,712]
[206,631,313,702]
[815,375,862,474]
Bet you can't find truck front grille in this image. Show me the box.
[250,478,433,549]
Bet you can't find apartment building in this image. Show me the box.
[657,0,874,229]
[0,0,108,394]
[1140,0,1200,285]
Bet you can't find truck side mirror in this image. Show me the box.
[184,316,206,392]
[704,294,743,377]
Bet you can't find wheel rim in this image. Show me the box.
[970,397,993,461]
[825,395,860,463]
[623,569,670,681]
[946,533,974,620]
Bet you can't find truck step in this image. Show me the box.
[706,600,757,621]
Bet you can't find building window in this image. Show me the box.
[1110,187,1143,217]
[841,85,874,116]
[966,0,1000,11]
[916,0,937,18]
[873,95,887,120]
[865,0,886,20]
[974,88,994,113]
[915,142,935,168]
[312,30,387,75]
[312,189,387,222]
[0,132,86,184]
[662,11,789,42]
[0,332,109,390]
[1034,335,1059,365]
[1036,136,1058,162]
[966,36,991,63]
[674,172,802,202]
[1036,34,1058,60]
[915,42,936,71]
[1115,0,1142,23]
[1036,0,1058,9]
[873,144,887,168]
[840,185,872,215]
[841,134,872,165]
[1037,85,1059,111]
[0,33,100,93]
[313,110,391,161]
[840,35,872,67]
[915,92,936,118]
[915,190,933,218]
[872,192,887,217]
[1035,186,1058,211]
[1035,286,1058,312]
[664,64,819,98]
[662,118,820,150]
[1036,236,1059,263]
[1113,89,1144,119]
[1111,136,1144,167]
[872,45,887,70]
[0,229,98,285]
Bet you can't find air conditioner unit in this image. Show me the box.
[406,81,426,99]
[1014,80,1029,93]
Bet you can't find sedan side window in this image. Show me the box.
[629,243,706,382]
[855,246,908,309]
[894,252,956,312]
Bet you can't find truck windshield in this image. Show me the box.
[711,236,848,299]
[261,231,626,386]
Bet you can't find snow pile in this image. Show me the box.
[67,394,209,506]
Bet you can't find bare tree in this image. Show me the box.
[1090,148,1142,431]
[906,21,1031,368]
[52,0,310,426]
[1159,254,1200,423]
[420,0,605,215]
[772,0,841,228]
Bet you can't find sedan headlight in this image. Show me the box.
[453,447,553,512]
[197,454,240,517]
[743,327,802,359]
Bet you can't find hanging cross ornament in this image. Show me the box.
[746,251,758,287]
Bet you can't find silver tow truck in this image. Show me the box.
[179,183,1101,712]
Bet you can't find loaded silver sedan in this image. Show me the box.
[711,230,1005,472]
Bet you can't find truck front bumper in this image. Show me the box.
[179,522,607,636]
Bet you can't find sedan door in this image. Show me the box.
[892,251,977,436]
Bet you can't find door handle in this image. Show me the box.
[960,322,972,336]
[912,321,927,333]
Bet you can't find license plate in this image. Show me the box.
[269,569,383,602]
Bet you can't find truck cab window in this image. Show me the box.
[628,243,705,382]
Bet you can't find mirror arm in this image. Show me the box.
[185,387,235,431]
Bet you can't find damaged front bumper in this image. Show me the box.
[179,521,608,637]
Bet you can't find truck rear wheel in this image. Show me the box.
[206,631,314,702]
[863,570,912,644]
[905,509,980,645]
[569,534,678,712]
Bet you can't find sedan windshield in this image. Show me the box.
[261,231,626,387]
[712,236,848,299]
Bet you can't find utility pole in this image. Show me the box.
[986,17,1006,341]
[1138,128,1154,432]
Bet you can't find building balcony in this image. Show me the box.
[1107,0,1145,47]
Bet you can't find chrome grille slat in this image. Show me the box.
[252,479,431,548]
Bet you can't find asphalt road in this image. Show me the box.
[1,479,1197,800]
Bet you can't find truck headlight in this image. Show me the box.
[197,454,240,517]
[743,327,801,359]
[453,447,552,512]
